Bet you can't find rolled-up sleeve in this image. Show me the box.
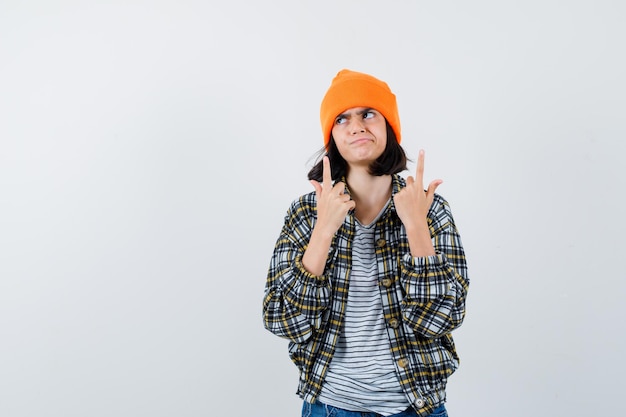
[263,196,332,343]
[399,196,469,338]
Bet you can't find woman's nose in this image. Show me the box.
[349,118,365,134]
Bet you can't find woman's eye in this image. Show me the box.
[335,116,346,124]
[363,111,375,119]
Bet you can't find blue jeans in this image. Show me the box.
[302,401,448,417]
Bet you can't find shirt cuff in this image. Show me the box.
[293,255,330,284]
[402,252,446,270]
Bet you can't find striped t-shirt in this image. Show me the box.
[317,201,410,416]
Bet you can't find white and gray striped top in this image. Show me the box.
[317,202,410,416]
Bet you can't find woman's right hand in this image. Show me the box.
[309,156,356,238]
[302,157,354,276]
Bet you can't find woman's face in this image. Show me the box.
[331,107,387,169]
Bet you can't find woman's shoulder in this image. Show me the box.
[432,192,449,207]
[284,190,317,216]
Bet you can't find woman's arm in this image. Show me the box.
[400,195,470,338]
[262,196,333,344]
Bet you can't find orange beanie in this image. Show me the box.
[320,69,401,147]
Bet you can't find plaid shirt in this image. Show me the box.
[263,174,469,416]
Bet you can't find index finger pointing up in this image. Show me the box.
[415,149,425,187]
[322,155,333,189]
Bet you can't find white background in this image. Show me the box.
[1,1,625,416]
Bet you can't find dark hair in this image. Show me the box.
[307,122,408,182]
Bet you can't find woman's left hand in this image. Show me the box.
[394,149,443,230]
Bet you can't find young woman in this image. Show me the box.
[263,69,469,417]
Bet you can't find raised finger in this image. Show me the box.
[322,156,332,190]
[415,149,425,188]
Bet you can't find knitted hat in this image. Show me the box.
[320,69,401,147]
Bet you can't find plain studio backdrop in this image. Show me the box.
[1,1,625,416]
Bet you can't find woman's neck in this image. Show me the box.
[346,169,392,225]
